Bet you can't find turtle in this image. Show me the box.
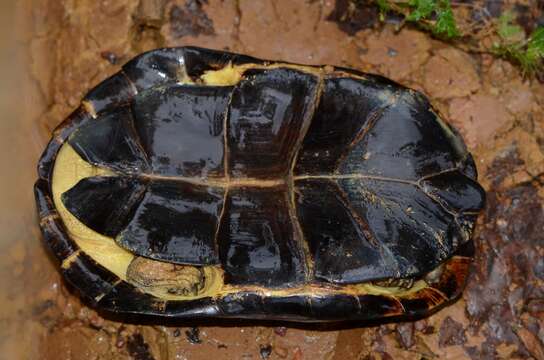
[35,46,485,322]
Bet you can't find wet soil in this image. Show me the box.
[2,0,544,359]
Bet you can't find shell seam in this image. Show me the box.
[287,73,324,282]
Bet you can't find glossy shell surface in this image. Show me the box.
[35,47,485,322]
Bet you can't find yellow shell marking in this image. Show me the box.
[53,144,133,278]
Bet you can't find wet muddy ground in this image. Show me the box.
[1,0,543,359]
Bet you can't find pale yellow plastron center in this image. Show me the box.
[52,143,132,278]
[200,62,247,86]
[196,61,349,87]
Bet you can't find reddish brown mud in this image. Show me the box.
[1,0,543,359]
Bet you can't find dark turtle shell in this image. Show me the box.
[35,47,485,322]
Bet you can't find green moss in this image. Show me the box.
[432,2,459,39]
[526,27,544,64]
[406,0,435,22]
[497,11,524,41]
[375,0,459,39]
[493,12,544,76]
[371,1,542,78]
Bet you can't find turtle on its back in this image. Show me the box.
[35,47,485,322]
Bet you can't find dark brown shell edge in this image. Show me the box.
[34,46,475,322]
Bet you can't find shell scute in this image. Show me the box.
[294,76,396,176]
[228,67,319,179]
[132,84,231,177]
[62,252,120,304]
[218,186,306,287]
[118,180,225,265]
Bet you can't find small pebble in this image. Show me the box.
[185,327,202,344]
[259,344,272,359]
[100,51,118,65]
